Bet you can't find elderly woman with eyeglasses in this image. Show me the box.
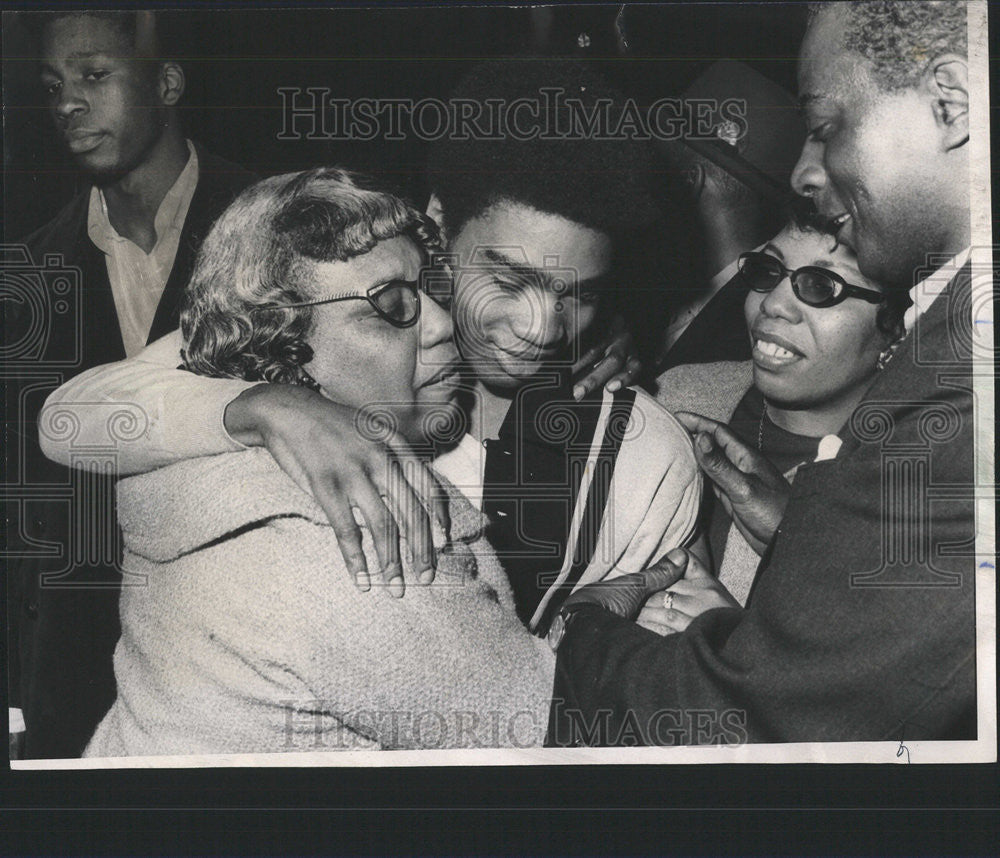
[83,168,555,757]
[640,217,910,631]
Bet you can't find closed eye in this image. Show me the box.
[496,277,531,294]
[807,124,830,142]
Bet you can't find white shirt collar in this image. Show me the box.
[709,255,741,294]
[903,247,972,334]
[659,255,743,354]
[87,140,199,255]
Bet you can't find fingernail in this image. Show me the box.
[355,572,371,592]
[388,575,404,598]
[573,385,585,400]
[667,547,687,564]
[607,380,621,392]
[419,567,435,585]
[697,433,712,453]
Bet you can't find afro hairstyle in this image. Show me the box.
[426,58,665,242]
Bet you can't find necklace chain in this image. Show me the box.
[758,400,767,451]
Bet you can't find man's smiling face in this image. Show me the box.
[790,4,965,287]
[446,201,612,389]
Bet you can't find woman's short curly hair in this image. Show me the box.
[784,209,911,341]
[180,167,441,387]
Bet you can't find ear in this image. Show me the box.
[425,192,448,242]
[159,61,185,107]
[683,163,706,202]
[926,54,968,151]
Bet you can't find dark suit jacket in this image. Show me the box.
[5,145,255,758]
[548,264,977,745]
[657,272,752,372]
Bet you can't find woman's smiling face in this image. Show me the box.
[743,225,892,416]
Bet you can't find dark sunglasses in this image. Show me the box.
[738,251,884,308]
[256,263,454,329]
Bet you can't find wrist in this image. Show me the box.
[224,383,323,447]
[223,384,272,447]
[547,601,604,652]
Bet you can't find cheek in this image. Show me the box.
[309,322,418,407]
[744,292,763,328]
[113,80,163,138]
[825,132,866,203]
[838,111,926,217]
[108,81,142,121]
[573,304,599,340]
[812,314,883,374]
[455,284,508,338]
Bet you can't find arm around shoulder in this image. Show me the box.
[39,330,260,474]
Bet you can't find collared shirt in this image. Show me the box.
[87,140,199,357]
[903,246,972,335]
[438,372,701,635]
[660,255,742,353]
[814,247,972,465]
[9,707,25,735]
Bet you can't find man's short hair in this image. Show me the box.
[23,9,186,62]
[810,1,968,92]
[426,59,663,241]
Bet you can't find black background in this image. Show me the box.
[2,1,997,855]
[3,2,807,239]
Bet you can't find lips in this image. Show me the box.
[751,329,805,369]
[64,129,106,154]
[422,363,462,388]
[821,209,854,249]
[497,340,561,361]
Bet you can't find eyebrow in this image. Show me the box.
[763,243,785,261]
[812,259,865,285]
[480,248,544,280]
[479,248,613,292]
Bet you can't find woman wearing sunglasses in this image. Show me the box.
[84,169,556,757]
[646,217,910,630]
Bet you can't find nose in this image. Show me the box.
[790,139,827,200]
[758,275,803,324]
[419,290,455,349]
[509,288,567,347]
[53,81,88,123]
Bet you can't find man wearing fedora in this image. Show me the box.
[656,59,805,370]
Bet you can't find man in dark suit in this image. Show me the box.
[654,60,805,371]
[6,10,254,758]
[547,0,980,745]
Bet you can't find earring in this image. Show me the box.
[877,341,901,371]
[292,365,322,392]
